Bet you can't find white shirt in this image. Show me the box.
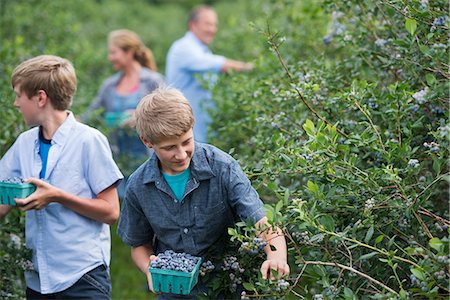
[0,112,123,293]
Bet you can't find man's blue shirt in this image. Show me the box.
[117,142,266,257]
[165,32,226,142]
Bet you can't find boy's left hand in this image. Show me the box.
[260,258,290,280]
[14,178,59,211]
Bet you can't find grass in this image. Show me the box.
[110,224,156,300]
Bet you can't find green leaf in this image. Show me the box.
[307,180,319,194]
[327,124,337,138]
[374,235,384,245]
[303,119,315,136]
[433,158,442,175]
[358,251,378,261]
[280,153,292,164]
[318,215,335,231]
[425,74,436,86]
[399,288,407,299]
[264,206,274,222]
[429,237,444,253]
[443,174,450,183]
[388,235,396,249]
[228,228,237,236]
[405,18,417,35]
[275,200,283,213]
[270,268,279,279]
[243,282,255,290]
[344,287,355,299]
[364,225,374,243]
[411,268,426,281]
[316,132,327,145]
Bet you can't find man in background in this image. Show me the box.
[166,5,253,143]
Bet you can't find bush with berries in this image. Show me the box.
[0,0,448,299]
[208,0,449,299]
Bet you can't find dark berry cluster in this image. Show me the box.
[150,250,200,273]
[1,177,26,184]
[221,256,244,292]
[199,260,215,276]
[239,237,267,255]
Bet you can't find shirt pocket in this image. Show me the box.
[50,163,82,194]
[194,201,231,243]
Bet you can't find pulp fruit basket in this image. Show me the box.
[150,257,202,295]
[104,112,128,128]
[0,182,36,205]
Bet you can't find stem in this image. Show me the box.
[352,99,386,151]
[322,229,422,269]
[264,23,348,138]
[396,96,402,146]
[301,260,398,295]
[390,261,403,291]
[415,173,449,201]
[413,210,433,239]
[419,207,450,226]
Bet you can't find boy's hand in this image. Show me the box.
[14,178,60,211]
[147,254,159,293]
[260,257,290,280]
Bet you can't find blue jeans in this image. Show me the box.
[26,265,111,300]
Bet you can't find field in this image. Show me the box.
[0,0,448,299]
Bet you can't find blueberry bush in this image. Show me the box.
[0,0,448,299]
[208,0,449,299]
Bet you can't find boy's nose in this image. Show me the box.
[174,147,187,160]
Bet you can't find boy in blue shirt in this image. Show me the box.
[0,55,123,299]
[117,87,289,298]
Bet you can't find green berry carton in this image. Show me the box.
[150,257,202,295]
[104,112,128,128]
[0,182,36,205]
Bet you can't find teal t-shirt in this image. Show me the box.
[162,167,190,201]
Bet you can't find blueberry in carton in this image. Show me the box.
[0,177,36,206]
[149,250,202,295]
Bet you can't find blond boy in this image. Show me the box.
[117,87,289,298]
[0,55,123,299]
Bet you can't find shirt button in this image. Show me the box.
[174,199,177,203]
[183,228,189,234]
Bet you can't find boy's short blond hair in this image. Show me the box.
[135,87,194,144]
[11,55,77,111]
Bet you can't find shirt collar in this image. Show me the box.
[51,111,76,145]
[186,31,209,50]
[142,142,215,184]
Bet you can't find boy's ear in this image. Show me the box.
[140,136,153,149]
[36,90,49,108]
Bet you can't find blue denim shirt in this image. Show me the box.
[0,112,123,293]
[117,142,265,256]
[165,32,226,142]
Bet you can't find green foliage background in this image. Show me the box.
[0,0,448,299]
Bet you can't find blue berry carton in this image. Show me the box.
[0,178,36,206]
[149,251,202,295]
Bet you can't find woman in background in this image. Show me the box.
[84,29,164,196]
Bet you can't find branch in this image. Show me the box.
[352,99,386,151]
[264,23,348,138]
[301,260,399,295]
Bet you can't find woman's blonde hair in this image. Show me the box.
[11,55,77,111]
[108,29,157,71]
[135,87,194,144]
